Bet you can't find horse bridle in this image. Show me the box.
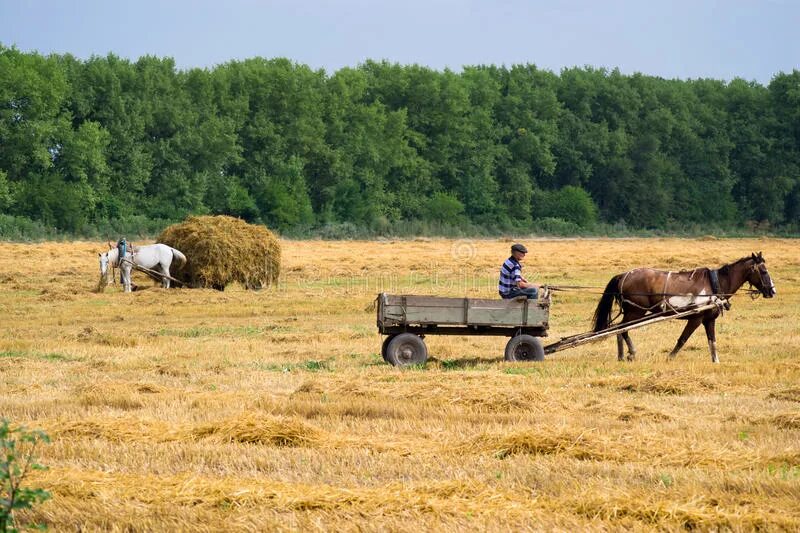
[101,251,119,286]
[103,250,132,286]
[749,262,771,297]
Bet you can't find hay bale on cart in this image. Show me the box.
[157,215,280,290]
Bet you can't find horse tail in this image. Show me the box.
[171,248,187,269]
[592,275,622,332]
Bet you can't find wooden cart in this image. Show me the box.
[376,292,550,366]
[376,291,723,367]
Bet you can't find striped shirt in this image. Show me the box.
[498,257,522,296]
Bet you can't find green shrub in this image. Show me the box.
[0,171,11,212]
[1,419,51,532]
[530,217,583,236]
[86,216,175,240]
[532,186,599,228]
[425,192,467,225]
[0,215,61,241]
[316,222,368,240]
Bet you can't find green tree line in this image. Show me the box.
[1,45,798,236]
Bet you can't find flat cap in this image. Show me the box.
[511,243,528,253]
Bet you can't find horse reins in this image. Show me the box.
[545,263,763,317]
[544,285,756,299]
[106,248,134,287]
[546,262,764,300]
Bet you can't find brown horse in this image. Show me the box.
[592,252,775,363]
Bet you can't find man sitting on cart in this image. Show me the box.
[498,243,541,300]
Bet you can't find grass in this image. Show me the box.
[0,350,80,362]
[155,325,284,338]
[251,359,334,373]
[0,237,798,530]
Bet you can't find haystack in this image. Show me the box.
[157,215,281,290]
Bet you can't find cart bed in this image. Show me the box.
[377,293,549,337]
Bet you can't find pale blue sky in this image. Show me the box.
[1,0,798,84]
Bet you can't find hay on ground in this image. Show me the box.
[190,414,323,447]
[762,412,800,429]
[466,427,617,461]
[768,387,800,403]
[593,370,716,395]
[157,215,281,290]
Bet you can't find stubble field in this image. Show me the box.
[1,237,799,531]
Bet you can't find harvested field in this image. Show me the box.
[1,237,799,531]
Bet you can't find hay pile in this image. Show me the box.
[190,414,324,447]
[592,370,717,395]
[469,427,617,461]
[157,215,281,290]
[768,387,800,403]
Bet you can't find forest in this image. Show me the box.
[1,45,798,237]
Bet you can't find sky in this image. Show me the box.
[1,0,798,84]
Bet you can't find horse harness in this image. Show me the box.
[709,269,722,296]
[113,238,137,285]
[618,267,730,314]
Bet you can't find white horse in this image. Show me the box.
[99,243,187,292]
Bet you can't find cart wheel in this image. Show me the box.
[386,333,428,367]
[381,335,397,362]
[504,335,545,362]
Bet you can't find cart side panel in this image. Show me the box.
[468,298,549,327]
[379,294,549,328]
[466,299,523,325]
[381,295,468,325]
[527,303,550,327]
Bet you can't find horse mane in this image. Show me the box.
[717,256,753,276]
[675,267,709,275]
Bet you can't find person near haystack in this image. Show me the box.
[498,243,541,299]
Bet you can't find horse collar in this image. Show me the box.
[709,269,731,309]
[709,269,721,295]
